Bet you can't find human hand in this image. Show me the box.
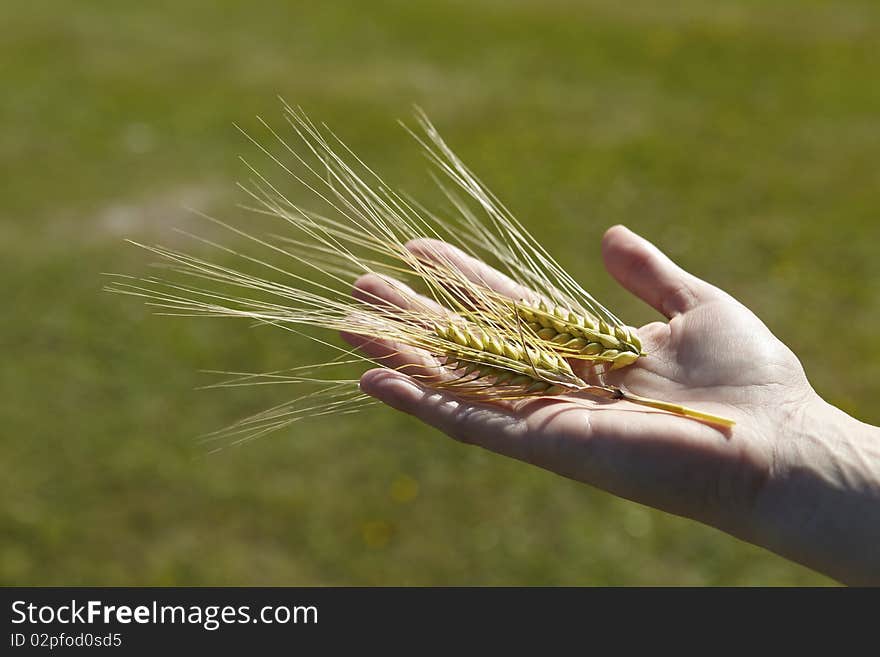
[344,225,880,584]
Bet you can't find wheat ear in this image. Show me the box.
[107,104,735,446]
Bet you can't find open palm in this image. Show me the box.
[345,225,822,553]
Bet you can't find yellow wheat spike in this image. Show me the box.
[106,103,734,447]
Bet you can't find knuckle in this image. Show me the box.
[661,280,699,317]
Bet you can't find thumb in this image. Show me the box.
[601,225,722,319]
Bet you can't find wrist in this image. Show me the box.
[750,394,880,584]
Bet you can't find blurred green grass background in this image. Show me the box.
[2,0,878,585]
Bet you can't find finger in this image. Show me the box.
[361,368,738,524]
[350,271,448,317]
[342,273,444,379]
[601,225,723,319]
[340,331,439,379]
[359,369,537,461]
[405,238,536,302]
[360,368,725,471]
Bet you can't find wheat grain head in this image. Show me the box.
[106,104,733,446]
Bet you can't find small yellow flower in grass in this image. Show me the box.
[360,520,394,549]
[389,475,419,504]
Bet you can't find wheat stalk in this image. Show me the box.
[106,103,734,446]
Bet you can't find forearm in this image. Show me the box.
[751,397,880,585]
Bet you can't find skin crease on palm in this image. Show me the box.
[342,225,880,585]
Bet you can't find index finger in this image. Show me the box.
[405,238,538,303]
